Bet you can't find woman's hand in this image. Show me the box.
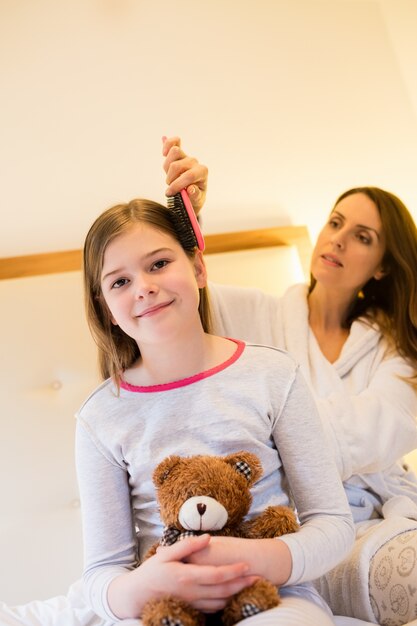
[185,536,293,587]
[107,534,258,620]
[162,136,208,215]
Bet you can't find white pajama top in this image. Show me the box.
[75,340,354,621]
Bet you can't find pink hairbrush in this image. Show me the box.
[167,189,205,251]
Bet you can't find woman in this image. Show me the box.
[162,137,417,626]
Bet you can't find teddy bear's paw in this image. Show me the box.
[141,597,204,626]
[222,580,280,626]
[242,506,299,539]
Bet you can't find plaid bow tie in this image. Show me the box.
[160,526,198,546]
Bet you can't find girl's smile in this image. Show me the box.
[137,299,175,318]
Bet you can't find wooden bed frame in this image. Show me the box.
[0,225,312,280]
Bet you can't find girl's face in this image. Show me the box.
[310,192,386,294]
[100,223,207,347]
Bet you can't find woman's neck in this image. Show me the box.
[307,285,355,363]
[123,332,236,387]
[307,284,355,329]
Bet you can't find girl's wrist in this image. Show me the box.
[107,571,145,620]
[249,538,292,586]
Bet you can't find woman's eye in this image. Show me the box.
[356,233,371,245]
[111,278,129,289]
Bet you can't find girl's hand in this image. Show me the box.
[185,536,293,587]
[162,136,208,215]
[107,534,258,620]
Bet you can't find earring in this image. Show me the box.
[357,290,365,300]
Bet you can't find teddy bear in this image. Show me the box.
[141,451,299,626]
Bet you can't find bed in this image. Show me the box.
[1,225,416,626]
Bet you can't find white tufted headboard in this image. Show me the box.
[0,226,314,605]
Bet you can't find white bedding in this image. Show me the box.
[0,580,381,626]
[0,581,141,626]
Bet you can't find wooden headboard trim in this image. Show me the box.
[0,225,311,281]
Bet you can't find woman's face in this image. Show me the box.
[310,192,386,294]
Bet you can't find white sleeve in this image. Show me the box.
[208,282,284,347]
[75,420,137,621]
[272,369,355,584]
[315,354,417,480]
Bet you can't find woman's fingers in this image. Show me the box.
[162,136,208,213]
[162,135,181,157]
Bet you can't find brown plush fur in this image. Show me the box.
[141,452,299,626]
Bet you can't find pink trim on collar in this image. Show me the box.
[120,339,245,393]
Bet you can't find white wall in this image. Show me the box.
[1,0,417,256]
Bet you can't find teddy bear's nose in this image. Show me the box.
[197,502,207,516]
[179,495,228,531]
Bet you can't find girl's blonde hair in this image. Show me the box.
[83,198,212,385]
[310,186,417,385]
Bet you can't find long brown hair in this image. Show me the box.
[83,199,212,386]
[311,187,417,383]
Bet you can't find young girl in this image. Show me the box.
[76,197,354,625]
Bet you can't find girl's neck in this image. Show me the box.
[123,333,237,387]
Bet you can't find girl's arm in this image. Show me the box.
[76,422,258,620]
[271,367,355,584]
[185,536,293,587]
[75,420,138,620]
[188,368,355,585]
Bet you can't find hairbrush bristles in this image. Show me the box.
[167,189,205,251]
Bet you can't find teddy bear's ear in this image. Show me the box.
[223,451,263,485]
[152,455,182,487]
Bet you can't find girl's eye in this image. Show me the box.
[111,278,129,289]
[151,259,169,271]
